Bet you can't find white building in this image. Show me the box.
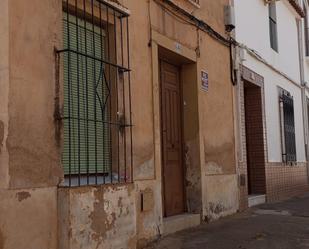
[303,1,309,142]
[233,0,309,207]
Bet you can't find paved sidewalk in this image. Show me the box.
[146,194,309,249]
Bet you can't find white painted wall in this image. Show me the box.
[234,0,301,83]
[234,0,306,162]
[242,56,306,162]
[302,1,309,86]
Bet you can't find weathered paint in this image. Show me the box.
[7,0,63,189]
[0,0,239,248]
[0,187,58,249]
[15,191,31,202]
[0,0,10,189]
[142,0,237,229]
[0,121,4,153]
[202,175,239,221]
[0,230,5,249]
[0,6,65,249]
[182,63,202,214]
[185,137,202,213]
[135,181,163,248]
[58,184,136,249]
[134,156,155,181]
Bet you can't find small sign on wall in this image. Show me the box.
[201,70,209,92]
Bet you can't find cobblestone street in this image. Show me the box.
[146,194,309,249]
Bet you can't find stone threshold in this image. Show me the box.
[248,194,266,207]
[163,213,201,236]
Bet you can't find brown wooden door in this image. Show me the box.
[160,61,185,217]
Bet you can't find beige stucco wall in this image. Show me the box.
[7,0,63,189]
[0,187,58,249]
[198,22,238,219]
[129,0,238,227]
[202,175,239,221]
[0,1,62,248]
[0,0,238,248]
[0,0,10,189]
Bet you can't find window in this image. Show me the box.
[58,0,132,186]
[269,3,278,52]
[304,6,309,56]
[279,89,297,163]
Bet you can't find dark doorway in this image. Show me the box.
[244,81,266,195]
[160,60,185,217]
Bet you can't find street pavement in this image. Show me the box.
[145,194,309,249]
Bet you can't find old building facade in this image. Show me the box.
[0,0,308,249]
[234,0,309,208]
[0,0,237,248]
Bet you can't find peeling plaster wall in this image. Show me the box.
[126,0,156,183]
[197,0,239,220]
[202,175,239,221]
[198,1,238,220]
[182,64,202,214]
[7,0,63,189]
[0,1,239,248]
[135,181,163,249]
[58,184,136,249]
[0,187,58,249]
[125,0,238,238]
[0,1,61,248]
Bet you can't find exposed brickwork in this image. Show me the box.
[266,162,309,202]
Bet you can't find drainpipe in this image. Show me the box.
[296,18,309,181]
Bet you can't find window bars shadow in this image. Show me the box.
[56,0,133,187]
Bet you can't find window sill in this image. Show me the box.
[283,162,297,167]
[58,181,134,191]
[60,174,132,187]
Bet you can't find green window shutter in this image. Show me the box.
[62,13,111,176]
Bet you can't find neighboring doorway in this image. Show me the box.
[160,60,185,217]
[244,81,266,197]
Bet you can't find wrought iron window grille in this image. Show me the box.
[279,89,297,164]
[56,0,133,187]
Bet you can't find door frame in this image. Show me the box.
[148,31,197,219]
[240,65,268,200]
[243,82,266,195]
[159,58,187,217]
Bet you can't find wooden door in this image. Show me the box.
[160,61,185,217]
